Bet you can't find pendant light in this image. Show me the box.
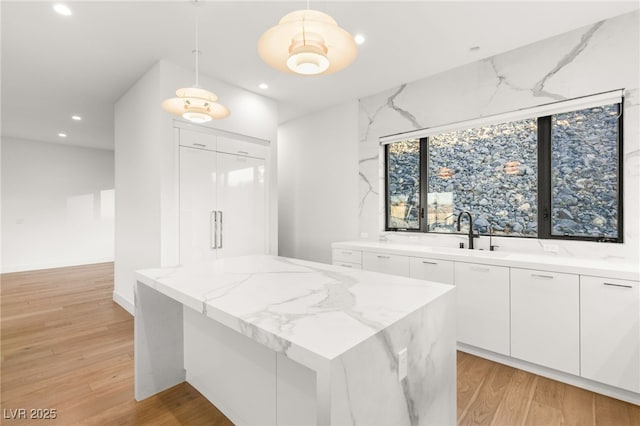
[258,1,357,76]
[162,1,229,122]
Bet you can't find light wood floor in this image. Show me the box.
[1,263,638,425]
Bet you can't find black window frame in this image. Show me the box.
[384,140,424,232]
[384,101,624,243]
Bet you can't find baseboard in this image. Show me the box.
[113,291,134,316]
[1,257,114,274]
[458,343,640,406]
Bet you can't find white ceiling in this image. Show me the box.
[2,1,638,151]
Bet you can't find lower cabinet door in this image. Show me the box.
[581,276,640,393]
[455,262,510,355]
[362,252,410,277]
[511,268,579,375]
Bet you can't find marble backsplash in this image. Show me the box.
[358,11,640,264]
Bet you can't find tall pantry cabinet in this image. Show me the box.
[178,128,268,265]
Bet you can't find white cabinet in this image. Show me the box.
[580,276,640,393]
[179,128,217,151]
[216,136,266,159]
[362,252,410,277]
[179,130,267,265]
[216,152,266,258]
[409,257,454,284]
[332,249,362,270]
[511,268,579,375]
[455,262,510,355]
[179,143,219,265]
[331,241,640,399]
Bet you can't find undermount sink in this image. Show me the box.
[471,250,510,258]
[432,247,511,258]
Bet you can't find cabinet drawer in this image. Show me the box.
[179,129,217,151]
[331,261,362,270]
[409,257,454,284]
[217,136,266,159]
[511,268,579,375]
[362,252,410,277]
[580,276,639,393]
[332,249,362,265]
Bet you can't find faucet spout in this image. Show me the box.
[456,211,477,250]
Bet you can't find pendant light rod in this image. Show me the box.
[194,21,200,87]
[193,0,200,87]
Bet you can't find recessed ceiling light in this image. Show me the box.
[259,83,269,90]
[470,46,480,52]
[58,133,67,138]
[53,4,72,16]
[71,115,82,121]
[354,34,366,45]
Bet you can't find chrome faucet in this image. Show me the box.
[456,211,478,249]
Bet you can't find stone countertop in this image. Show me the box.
[332,240,640,281]
[136,255,454,365]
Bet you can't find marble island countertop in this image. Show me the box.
[135,255,458,424]
[333,240,639,281]
[136,255,454,364]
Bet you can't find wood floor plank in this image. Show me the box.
[491,369,538,426]
[629,404,640,426]
[594,393,634,426]
[459,360,514,425]
[525,401,565,426]
[2,263,639,425]
[560,384,596,426]
[532,376,566,409]
[457,351,497,422]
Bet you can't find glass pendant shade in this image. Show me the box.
[258,9,357,76]
[162,87,230,122]
[286,34,330,75]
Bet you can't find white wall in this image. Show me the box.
[278,101,359,264]
[358,11,640,263]
[114,62,164,313]
[1,137,114,272]
[114,60,278,313]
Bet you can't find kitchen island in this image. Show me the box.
[134,255,456,425]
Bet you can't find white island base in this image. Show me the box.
[135,256,456,425]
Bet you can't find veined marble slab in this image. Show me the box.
[135,255,456,425]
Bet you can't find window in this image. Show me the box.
[386,139,420,230]
[384,99,623,242]
[549,104,621,239]
[427,118,538,236]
